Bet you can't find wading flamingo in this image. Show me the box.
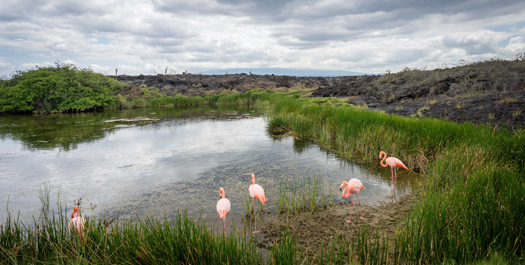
[379,151,408,182]
[216,187,231,232]
[249,173,267,233]
[68,206,85,236]
[340,178,365,223]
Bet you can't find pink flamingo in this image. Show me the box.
[68,206,85,236]
[248,173,267,233]
[379,151,408,182]
[340,178,365,223]
[216,187,231,232]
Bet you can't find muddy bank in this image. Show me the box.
[258,193,414,258]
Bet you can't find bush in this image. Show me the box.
[0,63,122,113]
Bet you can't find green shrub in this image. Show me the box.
[0,63,122,113]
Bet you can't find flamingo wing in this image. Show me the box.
[69,217,85,234]
[391,157,408,170]
[385,157,406,169]
[249,184,267,203]
[347,178,364,194]
[216,198,231,220]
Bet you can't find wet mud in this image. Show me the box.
[258,193,414,258]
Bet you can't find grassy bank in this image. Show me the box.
[0,209,265,264]
[265,93,524,263]
[115,89,274,109]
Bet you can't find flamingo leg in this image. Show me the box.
[223,217,226,232]
[391,167,394,182]
[253,198,259,233]
[357,194,364,220]
[394,167,398,180]
[346,195,353,223]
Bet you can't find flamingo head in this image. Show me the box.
[251,173,255,184]
[360,185,365,191]
[339,181,348,191]
[71,206,79,218]
[219,187,225,199]
[379,151,386,159]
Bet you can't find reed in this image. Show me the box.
[268,230,301,264]
[277,175,335,215]
[395,144,524,263]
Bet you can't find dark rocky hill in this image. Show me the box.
[111,59,525,129]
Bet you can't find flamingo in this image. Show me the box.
[216,187,231,232]
[340,178,365,223]
[248,173,267,233]
[68,206,85,236]
[379,151,408,182]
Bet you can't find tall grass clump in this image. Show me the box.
[268,230,301,264]
[278,175,335,215]
[0,191,264,264]
[396,144,524,263]
[265,94,524,263]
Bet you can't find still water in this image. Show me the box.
[0,107,417,229]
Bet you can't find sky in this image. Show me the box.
[1,0,524,77]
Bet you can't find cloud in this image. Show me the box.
[0,0,524,76]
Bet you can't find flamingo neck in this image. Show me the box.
[380,152,387,167]
[341,184,351,198]
[72,207,80,218]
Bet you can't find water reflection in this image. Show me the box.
[0,107,256,151]
[0,107,417,229]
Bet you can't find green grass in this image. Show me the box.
[0,188,265,264]
[278,175,335,215]
[118,89,274,109]
[268,230,301,264]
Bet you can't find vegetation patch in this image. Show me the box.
[0,63,121,113]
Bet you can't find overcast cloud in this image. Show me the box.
[1,0,524,76]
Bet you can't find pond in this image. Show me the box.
[0,107,418,230]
